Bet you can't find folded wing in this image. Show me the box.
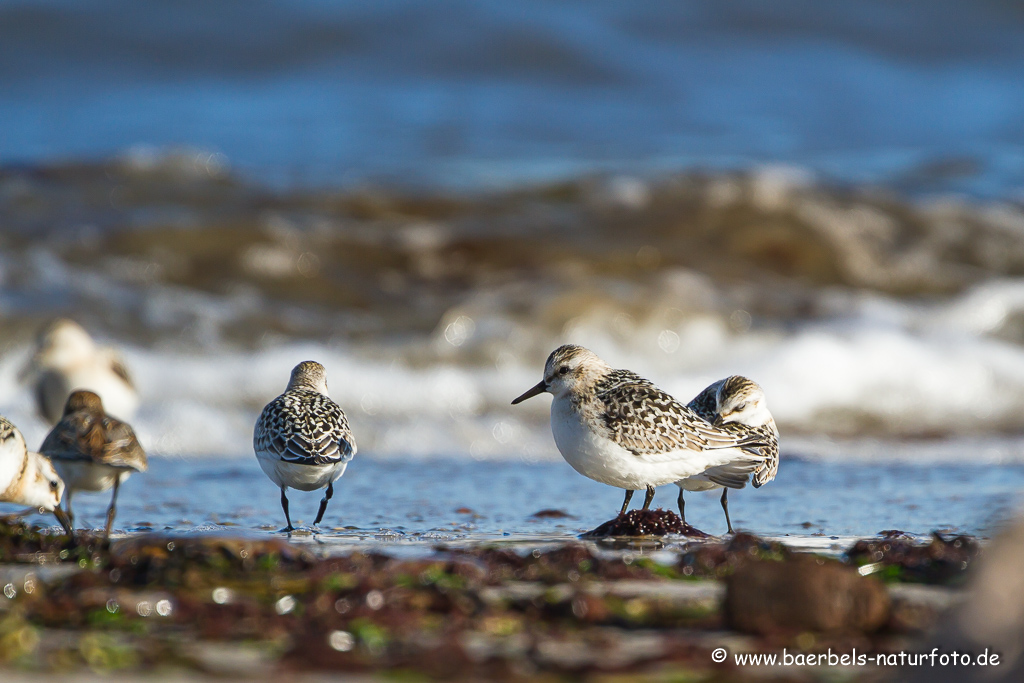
[596,370,768,458]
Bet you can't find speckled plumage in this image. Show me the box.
[40,390,146,536]
[676,375,780,533]
[686,380,723,423]
[700,375,779,488]
[40,391,148,473]
[594,368,768,458]
[253,361,356,531]
[513,345,770,515]
[254,390,355,466]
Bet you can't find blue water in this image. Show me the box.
[8,456,1021,544]
[3,0,1024,196]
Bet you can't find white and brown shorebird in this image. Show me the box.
[512,345,770,515]
[254,361,356,532]
[40,390,148,536]
[0,416,72,533]
[21,319,139,425]
[677,375,780,533]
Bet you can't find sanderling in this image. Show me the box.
[40,390,148,536]
[677,375,779,533]
[253,361,356,532]
[512,345,769,515]
[21,319,139,424]
[0,416,72,533]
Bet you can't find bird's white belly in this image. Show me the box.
[256,454,347,492]
[0,445,23,498]
[54,460,130,492]
[677,474,722,492]
[550,399,722,490]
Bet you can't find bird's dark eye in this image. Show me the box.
[735,403,747,412]
[49,480,59,490]
[558,366,569,375]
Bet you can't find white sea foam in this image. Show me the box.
[6,278,1024,461]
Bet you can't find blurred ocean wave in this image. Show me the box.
[4,159,1024,457]
[3,0,1024,195]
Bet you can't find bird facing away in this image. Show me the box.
[253,361,357,532]
[512,345,770,516]
[676,375,780,533]
[0,416,72,534]
[40,390,148,536]
[21,319,139,425]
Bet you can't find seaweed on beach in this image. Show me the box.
[581,508,709,538]
[0,518,988,679]
[106,534,317,584]
[846,532,981,585]
[443,542,655,583]
[676,532,791,579]
[0,517,104,564]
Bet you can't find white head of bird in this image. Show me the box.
[0,420,68,518]
[512,345,610,404]
[34,319,97,370]
[714,376,773,428]
[21,453,66,512]
[287,361,330,395]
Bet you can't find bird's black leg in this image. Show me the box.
[65,490,75,530]
[619,490,634,516]
[104,478,120,538]
[642,485,655,510]
[280,488,294,532]
[313,482,334,527]
[677,488,686,523]
[721,489,734,534]
[52,505,73,536]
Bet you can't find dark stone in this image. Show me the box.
[530,509,574,519]
[725,554,890,635]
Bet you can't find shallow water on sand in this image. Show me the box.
[8,456,1022,550]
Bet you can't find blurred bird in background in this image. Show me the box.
[20,319,139,424]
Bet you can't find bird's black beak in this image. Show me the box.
[52,507,73,536]
[512,380,547,405]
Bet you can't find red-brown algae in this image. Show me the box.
[0,519,985,678]
[582,508,710,538]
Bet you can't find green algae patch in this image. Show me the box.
[0,612,40,664]
[0,517,101,564]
